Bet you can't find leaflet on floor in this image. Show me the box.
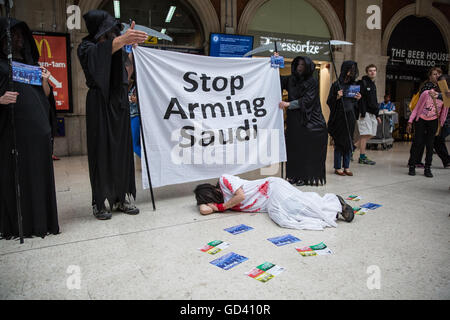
[198,240,230,255]
[210,252,248,270]
[245,262,286,283]
[224,224,254,235]
[267,234,301,247]
[295,242,333,257]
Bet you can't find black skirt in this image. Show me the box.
[286,125,328,185]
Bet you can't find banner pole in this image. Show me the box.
[131,48,156,211]
[4,0,25,243]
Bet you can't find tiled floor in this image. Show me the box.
[1,142,449,299]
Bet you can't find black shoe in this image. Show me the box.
[296,180,305,186]
[416,162,425,168]
[408,165,416,176]
[116,201,140,215]
[336,195,354,222]
[93,206,112,220]
[424,166,433,178]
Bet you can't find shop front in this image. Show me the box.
[386,15,449,140]
[242,0,337,122]
[101,0,206,54]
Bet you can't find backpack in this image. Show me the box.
[409,91,420,111]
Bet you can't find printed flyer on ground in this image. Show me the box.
[198,240,230,255]
[295,242,333,257]
[210,252,248,270]
[246,262,286,283]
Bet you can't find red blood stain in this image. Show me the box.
[258,181,269,199]
[222,177,233,192]
[242,199,257,211]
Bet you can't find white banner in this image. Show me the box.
[133,47,286,188]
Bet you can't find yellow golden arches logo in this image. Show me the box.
[34,38,52,58]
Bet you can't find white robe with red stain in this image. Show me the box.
[219,174,341,231]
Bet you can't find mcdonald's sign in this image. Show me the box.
[32,32,73,114]
[34,38,52,58]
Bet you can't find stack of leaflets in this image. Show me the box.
[295,242,333,257]
[198,240,230,255]
[210,252,248,270]
[12,61,42,86]
[345,85,360,98]
[270,55,285,69]
[245,262,286,283]
[267,234,301,247]
[224,224,254,235]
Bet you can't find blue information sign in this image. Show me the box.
[209,33,254,58]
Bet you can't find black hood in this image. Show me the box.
[0,17,39,64]
[291,56,315,80]
[83,10,122,41]
[338,60,359,84]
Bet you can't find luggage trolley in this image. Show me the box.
[366,111,396,150]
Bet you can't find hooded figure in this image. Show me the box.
[327,61,360,174]
[0,18,59,239]
[280,56,328,186]
[77,10,138,219]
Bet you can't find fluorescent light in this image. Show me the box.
[165,6,176,23]
[113,1,120,19]
[161,28,166,34]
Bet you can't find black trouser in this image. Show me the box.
[408,118,438,167]
[415,123,450,167]
[433,130,450,166]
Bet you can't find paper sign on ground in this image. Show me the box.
[267,234,301,247]
[245,262,286,283]
[210,252,248,270]
[224,224,254,235]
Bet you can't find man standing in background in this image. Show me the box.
[356,64,381,165]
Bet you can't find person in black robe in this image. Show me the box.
[327,61,361,177]
[77,10,148,220]
[0,18,59,239]
[279,56,328,186]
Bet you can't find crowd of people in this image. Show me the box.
[0,10,449,239]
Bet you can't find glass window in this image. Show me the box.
[101,0,204,49]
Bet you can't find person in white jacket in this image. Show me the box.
[194,174,354,231]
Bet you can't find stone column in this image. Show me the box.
[345,0,389,101]
[221,0,237,34]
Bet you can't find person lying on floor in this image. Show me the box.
[194,174,354,231]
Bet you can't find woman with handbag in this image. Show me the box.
[407,74,449,178]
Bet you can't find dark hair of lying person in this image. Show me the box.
[193,182,224,205]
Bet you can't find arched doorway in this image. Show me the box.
[385,15,449,139]
[100,0,206,54]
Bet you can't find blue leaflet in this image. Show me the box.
[12,62,42,86]
[267,234,301,247]
[224,224,254,235]
[210,252,248,270]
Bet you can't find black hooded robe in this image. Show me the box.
[327,61,359,154]
[281,56,328,185]
[77,10,136,210]
[0,18,59,239]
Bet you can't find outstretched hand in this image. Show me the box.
[279,101,290,110]
[122,21,148,46]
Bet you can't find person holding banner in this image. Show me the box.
[278,56,328,187]
[77,10,148,220]
[0,18,59,239]
[194,174,354,231]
